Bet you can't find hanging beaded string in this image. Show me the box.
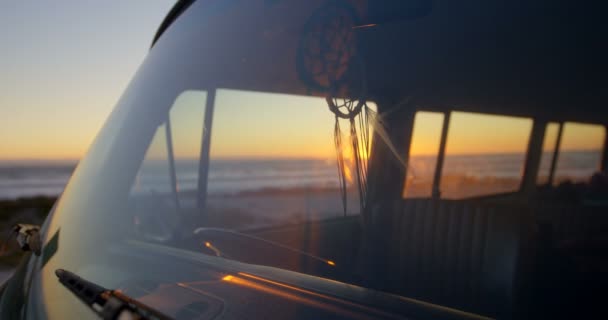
[327,96,371,216]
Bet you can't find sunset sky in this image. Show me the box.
[0,2,605,161]
[409,112,605,156]
[145,89,357,160]
[0,1,174,160]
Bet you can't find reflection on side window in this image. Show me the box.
[131,124,172,196]
[403,111,444,198]
[130,91,208,204]
[130,123,181,242]
[553,122,606,185]
[440,112,532,199]
[128,92,208,241]
[537,122,560,185]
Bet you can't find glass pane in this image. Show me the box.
[130,124,180,241]
[441,112,532,199]
[553,122,606,185]
[169,91,207,207]
[131,124,171,196]
[537,122,560,185]
[207,89,375,229]
[403,111,444,198]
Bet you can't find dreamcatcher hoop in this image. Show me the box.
[297,1,373,216]
[327,96,373,216]
[326,96,365,120]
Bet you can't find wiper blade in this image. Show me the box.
[55,269,173,320]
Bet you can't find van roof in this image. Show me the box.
[152,0,608,124]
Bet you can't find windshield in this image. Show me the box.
[26,1,608,319]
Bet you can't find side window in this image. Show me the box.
[130,122,179,240]
[131,124,172,196]
[208,89,376,228]
[403,111,444,198]
[130,91,207,207]
[129,89,376,230]
[537,122,560,185]
[168,91,207,206]
[440,112,532,199]
[128,91,207,241]
[553,122,606,185]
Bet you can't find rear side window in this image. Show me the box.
[402,111,533,199]
[440,112,532,199]
[553,122,606,185]
[403,111,444,198]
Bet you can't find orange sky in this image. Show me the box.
[145,89,352,161]
[142,90,607,165]
[4,86,606,161]
[560,122,605,151]
[409,111,533,156]
[410,111,606,156]
[1,3,606,162]
[0,2,173,161]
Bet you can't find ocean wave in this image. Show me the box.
[1,152,602,199]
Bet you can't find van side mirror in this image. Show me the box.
[12,224,42,256]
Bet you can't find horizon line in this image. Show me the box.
[0,148,603,163]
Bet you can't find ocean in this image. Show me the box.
[0,160,77,200]
[0,151,602,200]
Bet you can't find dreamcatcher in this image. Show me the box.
[327,97,374,215]
[297,0,374,215]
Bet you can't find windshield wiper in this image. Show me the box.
[55,269,173,320]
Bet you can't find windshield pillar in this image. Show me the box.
[367,100,414,207]
[165,117,180,209]
[197,88,216,211]
[546,122,564,186]
[520,119,547,193]
[431,111,450,199]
